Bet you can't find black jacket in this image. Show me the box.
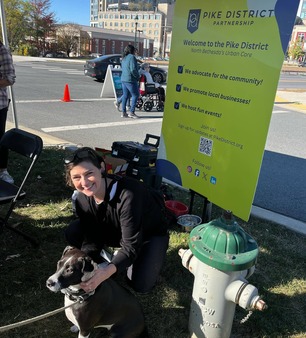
[75,176,167,272]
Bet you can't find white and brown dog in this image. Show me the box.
[46,246,147,338]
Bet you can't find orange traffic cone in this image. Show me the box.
[62,84,72,102]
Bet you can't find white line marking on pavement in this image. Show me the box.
[32,66,77,71]
[31,66,82,74]
[31,66,62,69]
[272,110,290,114]
[16,98,106,103]
[42,118,162,133]
[16,98,122,103]
[48,69,83,73]
[17,99,60,103]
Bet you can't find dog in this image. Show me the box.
[46,246,146,338]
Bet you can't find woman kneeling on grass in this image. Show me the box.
[64,147,169,294]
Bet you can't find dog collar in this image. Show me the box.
[64,288,95,303]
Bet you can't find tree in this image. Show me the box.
[56,24,81,57]
[27,0,56,55]
[1,0,30,50]
[288,40,304,60]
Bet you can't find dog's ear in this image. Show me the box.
[79,256,95,273]
[62,246,75,256]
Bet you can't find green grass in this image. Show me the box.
[0,147,305,338]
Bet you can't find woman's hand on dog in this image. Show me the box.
[80,263,117,292]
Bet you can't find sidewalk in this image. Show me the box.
[275,90,306,111]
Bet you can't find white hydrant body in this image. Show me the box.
[179,212,267,338]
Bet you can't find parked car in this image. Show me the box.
[88,53,103,58]
[44,51,67,58]
[84,54,167,83]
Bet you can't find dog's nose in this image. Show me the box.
[46,279,55,288]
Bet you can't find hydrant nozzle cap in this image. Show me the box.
[255,299,268,311]
[188,214,258,271]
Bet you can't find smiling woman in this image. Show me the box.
[63,146,169,294]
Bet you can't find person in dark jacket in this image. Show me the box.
[120,44,140,118]
[64,147,169,294]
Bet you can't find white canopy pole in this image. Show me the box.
[0,0,18,128]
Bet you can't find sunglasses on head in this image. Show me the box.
[64,148,99,165]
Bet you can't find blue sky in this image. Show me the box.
[49,0,303,26]
[50,0,90,26]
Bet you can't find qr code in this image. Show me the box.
[199,137,213,156]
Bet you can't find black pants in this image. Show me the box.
[65,219,169,293]
[156,87,165,102]
[0,105,9,168]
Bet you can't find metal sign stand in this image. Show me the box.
[189,189,212,223]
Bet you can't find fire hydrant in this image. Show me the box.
[179,211,267,338]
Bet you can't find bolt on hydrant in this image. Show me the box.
[179,211,267,338]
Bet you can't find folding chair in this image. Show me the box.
[0,128,43,247]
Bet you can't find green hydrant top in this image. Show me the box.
[188,211,258,271]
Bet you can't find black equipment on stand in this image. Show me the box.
[111,134,162,189]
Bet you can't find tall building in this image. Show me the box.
[89,0,174,56]
[300,0,306,19]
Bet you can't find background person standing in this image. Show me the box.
[0,40,16,183]
[120,44,140,118]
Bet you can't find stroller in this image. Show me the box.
[136,74,165,112]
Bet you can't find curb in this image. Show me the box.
[251,206,306,236]
[275,94,306,113]
[6,121,71,147]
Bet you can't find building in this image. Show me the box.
[300,0,306,19]
[290,23,306,56]
[80,25,153,56]
[89,0,174,56]
[50,24,153,57]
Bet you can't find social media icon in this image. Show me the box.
[174,102,180,110]
[210,176,217,185]
[195,169,200,177]
[177,65,184,74]
[176,84,182,92]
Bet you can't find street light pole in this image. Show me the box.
[137,29,143,53]
[161,24,172,58]
[134,15,138,46]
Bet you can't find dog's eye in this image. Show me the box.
[65,266,73,274]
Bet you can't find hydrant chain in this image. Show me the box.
[240,310,253,324]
